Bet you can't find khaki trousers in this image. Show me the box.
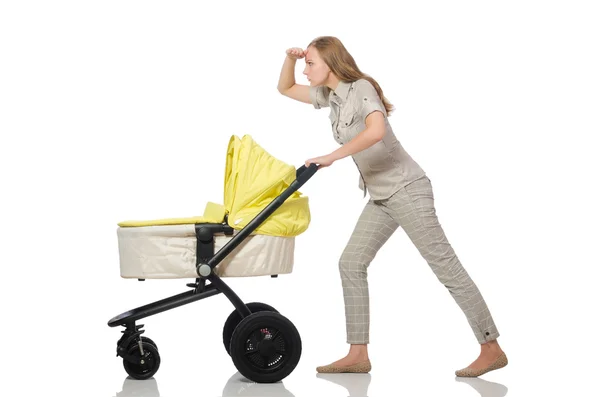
[339,176,500,344]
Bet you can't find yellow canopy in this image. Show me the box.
[118,134,311,237]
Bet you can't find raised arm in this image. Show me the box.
[277,48,311,104]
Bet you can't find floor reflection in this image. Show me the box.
[112,371,507,397]
[114,373,296,397]
[221,371,296,396]
[455,377,508,397]
[115,377,161,397]
[316,373,371,397]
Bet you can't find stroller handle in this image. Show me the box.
[206,162,318,271]
[295,162,319,185]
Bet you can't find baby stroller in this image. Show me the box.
[108,135,319,383]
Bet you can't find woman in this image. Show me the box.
[277,36,507,377]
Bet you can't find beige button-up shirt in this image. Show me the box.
[310,79,426,200]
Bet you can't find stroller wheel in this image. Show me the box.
[223,302,278,356]
[229,311,301,383]
[123,341,161,380]
[126,336,157,351]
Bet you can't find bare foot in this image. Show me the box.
[466,340,504,370]
[325,354,368,367]
[456,339,507,377]
[319,345,369,368]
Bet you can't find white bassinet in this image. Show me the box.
[117,222,295,279]
[115,135,310,280]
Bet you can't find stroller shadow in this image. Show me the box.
[112,373,506,397]
[316,373,372,397]
[115,373,296,397]
[115,377,161,397]
[455,377,508,397]
[221,371,296,396]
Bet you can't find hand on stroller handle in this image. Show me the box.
[297,162,319,174]
[295,162,319,184]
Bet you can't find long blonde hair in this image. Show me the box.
[307,36,394,116]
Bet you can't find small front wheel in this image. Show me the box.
[123,341,161,380]
[127,336,157,351]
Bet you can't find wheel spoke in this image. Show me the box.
[270,330,280,341]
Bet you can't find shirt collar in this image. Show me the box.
[330,80,353,103]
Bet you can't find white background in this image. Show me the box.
[1,1,599,396]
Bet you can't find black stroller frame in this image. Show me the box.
[108,163,319,383]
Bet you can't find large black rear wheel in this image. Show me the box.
[222,302,278,355]
[229,311,301,383]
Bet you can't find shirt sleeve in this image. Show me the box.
[309,85,330,109]
[355,80,387,122]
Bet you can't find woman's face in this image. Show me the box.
[303,46,331,86]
